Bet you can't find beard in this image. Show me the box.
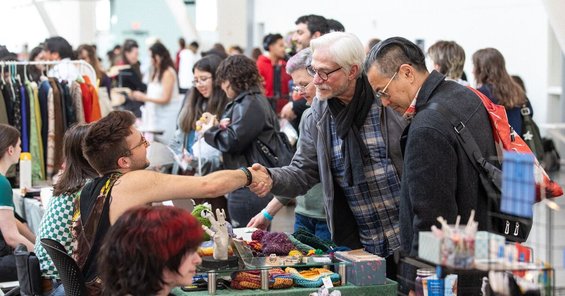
[315,82,350,101]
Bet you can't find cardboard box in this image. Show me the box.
[334,249,386,286]
[475,231,505,261]
[418,231,474,268]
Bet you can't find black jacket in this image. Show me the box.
[204,88,280,169]
[400,71,498,256]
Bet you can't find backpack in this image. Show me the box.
[542,137,561,173]
[424,87,562,242]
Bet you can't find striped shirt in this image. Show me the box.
[329,100,401,257]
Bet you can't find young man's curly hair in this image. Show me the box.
[83,110,136,174]
[215,54,263,95]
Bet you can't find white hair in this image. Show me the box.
[310,32,365,77]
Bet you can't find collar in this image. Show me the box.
[402,87,421,121]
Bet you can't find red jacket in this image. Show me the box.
[256,55,291,100]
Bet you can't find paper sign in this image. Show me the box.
[322,276,334,288]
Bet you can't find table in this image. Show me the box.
[12,189,45,234]
[172,280,398,296]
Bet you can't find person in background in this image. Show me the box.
[28,45,45,81]
[0,124,36,281]
[250,47,262,61]
[34,123,97,296]
[427,40,469,86]
[248,48,330,241]
[115,39,147,118]
[257,33,292,114]
[177,39,200,94]
[98,206,203,296]
[175,37,186,72]
[365,38,381,54]
[228,45,244,56]
[204,55,280,227]
[43,36,79,81]
[131,42,182,144]
[77,44,111,90]
[326,18,345,32]
[473,47,531,135]
[292,14,329,51]
[171,55,229,164]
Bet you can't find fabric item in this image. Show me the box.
[143,67,182,144]
[27,81,44,181]
[294,183,325,220]
[79,80,93,122]
[38,80,51,171]
[293,213,331,241]
[83,76,101,123]
[60,81,76,127]
[399,71,498,256]
[269,83,407,256]
[47,58,79,82]
[287,234,314,253]
[34,192,78,279]
[20,83,29,152]
[284,267,340,288]
[292,228,336,252]
[204,88,282,170]
[72,173,121,284]
[49,79,64,175]
[327,75,375,186]
[12,81,22,135]
[329,98,402,257]
[69,81,85,123]
[227,188,273,228]
[46,85,55,178]
[231,268,293,290]
[403,97,417,120]
[0,88,7,124]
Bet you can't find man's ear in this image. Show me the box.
[7,146,14,155]
[312,31,322,39]
[399,64,416,83]
[117,156,130,169]
[348,64,360,80]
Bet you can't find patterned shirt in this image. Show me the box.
[329,100,401,257]
[34,192,78,279]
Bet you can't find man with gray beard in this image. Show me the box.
[249,32,406,279]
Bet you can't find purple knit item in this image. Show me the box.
[261,232,294,255]
[252,229,266,241]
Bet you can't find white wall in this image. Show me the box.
[253,0,553,124]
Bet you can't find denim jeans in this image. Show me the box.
[228,188,273,228]
[294,213,331,241]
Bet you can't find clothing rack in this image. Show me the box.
[0,60,97,85]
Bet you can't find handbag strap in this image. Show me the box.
[424,102,502,192]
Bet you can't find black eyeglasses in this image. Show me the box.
[306,65,343,81]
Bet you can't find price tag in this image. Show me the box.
[322,276,333,288]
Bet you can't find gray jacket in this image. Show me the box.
[270,95,407,242]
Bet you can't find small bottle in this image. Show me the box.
[415,268,434,296]
[19,152,32,192]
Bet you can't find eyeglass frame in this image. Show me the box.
[292,81,313,93]
[128,133,149,152]
[375,71,398,99]
[306,65,343,81]
[192,76,212,86]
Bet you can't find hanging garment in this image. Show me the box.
[49,78,64,175]
[0,88,7,124]
[83,76,101,122]
[38,79,51,175]
[69,81,85,123]
[1,81,14,125]
[27,81,45,181]
[46,85,55,178]
[20,82,30,152]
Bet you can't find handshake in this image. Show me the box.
[246,163,273,197]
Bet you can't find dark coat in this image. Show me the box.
[204,88,280,169]
[399,71,498,256]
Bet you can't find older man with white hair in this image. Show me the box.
[249,32,407,279]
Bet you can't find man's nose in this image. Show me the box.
[312,74,324,85]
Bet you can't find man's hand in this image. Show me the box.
[248,163,272,197]
[280,102,296,121]
[247,211,271,230]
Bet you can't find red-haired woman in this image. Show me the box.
[98,206,204,296]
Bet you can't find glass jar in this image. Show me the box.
[415,268,434,296]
